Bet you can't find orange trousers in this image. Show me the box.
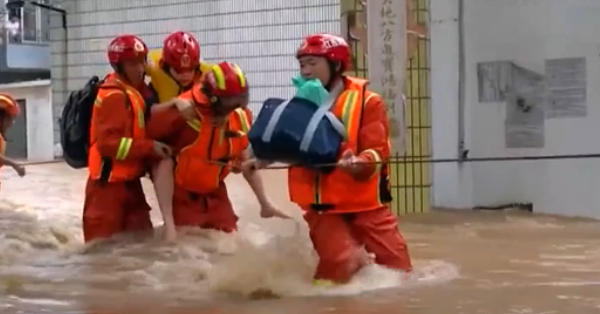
[304,207,412,283]
[172,182,238,232]
[82,178,153,243]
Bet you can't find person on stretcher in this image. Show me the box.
[244,34,413,285]
[147,62,288,241]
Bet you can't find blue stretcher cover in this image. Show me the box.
[248,96,346,168]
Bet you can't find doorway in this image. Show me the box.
[4,98,28,159]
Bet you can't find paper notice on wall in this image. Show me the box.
[367,0,407,154]
[505,63,545,148]
[477,61,512,103]
[545,57,587,118]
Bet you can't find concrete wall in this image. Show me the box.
[431,0,600,219]
[49,0,340,145]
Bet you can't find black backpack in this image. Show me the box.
[60,76,103,169]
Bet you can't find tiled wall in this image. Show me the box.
[49,0,340,144]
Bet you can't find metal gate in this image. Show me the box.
[342,0,431,215]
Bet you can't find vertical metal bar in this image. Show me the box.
[426,0,433,210]
[457,0,466,161]
[415,0,424,213]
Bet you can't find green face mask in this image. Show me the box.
[292,76,330,106]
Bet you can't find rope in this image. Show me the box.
[207,153,600,170]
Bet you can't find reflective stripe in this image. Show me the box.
[93,90,123,107]
[124,90,145,129]
[364,93,378,105]
[116,137,133,160]
[234,108,250,133]
[313,279,337,287]
[361,149,382,162]
[186,118,201,131]
[231,64,246,87]
[339,91,359,138]
[211,64,226,90]
[314,89,361,204]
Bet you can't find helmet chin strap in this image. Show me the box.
[324,61,344,90]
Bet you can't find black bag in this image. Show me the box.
[60,76,103,169]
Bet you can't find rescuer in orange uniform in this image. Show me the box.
[0,94,26,181]
[145,32,282,241]
[247,34,413,284]
[147,61,287,237]
[82,35,172,243]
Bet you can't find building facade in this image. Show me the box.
[46,0,600,219]
[48,0,434,216]
[429,0,600,219]
[0,0,53,161]
[49,0,341,144]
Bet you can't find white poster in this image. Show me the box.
[545,57,587,118]
[367,0,407,154]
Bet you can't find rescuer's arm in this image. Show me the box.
[352,93,390,181]
[150,98,178,113]
[151,96,196,123]
[146,107,187,143]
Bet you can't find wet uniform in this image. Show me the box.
[146,83,252,231]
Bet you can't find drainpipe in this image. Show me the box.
[457,0,467,161]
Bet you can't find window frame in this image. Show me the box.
[3,0,49,44]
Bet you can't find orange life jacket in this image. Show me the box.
[88,78,148,182]
[0,135,5,168]
[174,87,251,193]
[288,76,386,213]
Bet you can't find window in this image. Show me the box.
[21,1,36,41]
[3,0,50,44]
[4,5,22,43]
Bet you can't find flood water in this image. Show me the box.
[0,163,599,314]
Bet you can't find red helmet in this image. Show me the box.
[296,34,352,72]
[205,62,248,97]
[162,31,200,72]
[0,93,20,117]
[107,35,148,66]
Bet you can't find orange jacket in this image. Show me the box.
[288,76,391,213]
[0,135,5,168]
[146,84,252,193]
[88,74,156,182]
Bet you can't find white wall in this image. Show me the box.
[431,0,600,219]
[0,83,55,162]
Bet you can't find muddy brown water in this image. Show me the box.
[0,163,598,313]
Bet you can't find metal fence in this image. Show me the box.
[342,0,431,216]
